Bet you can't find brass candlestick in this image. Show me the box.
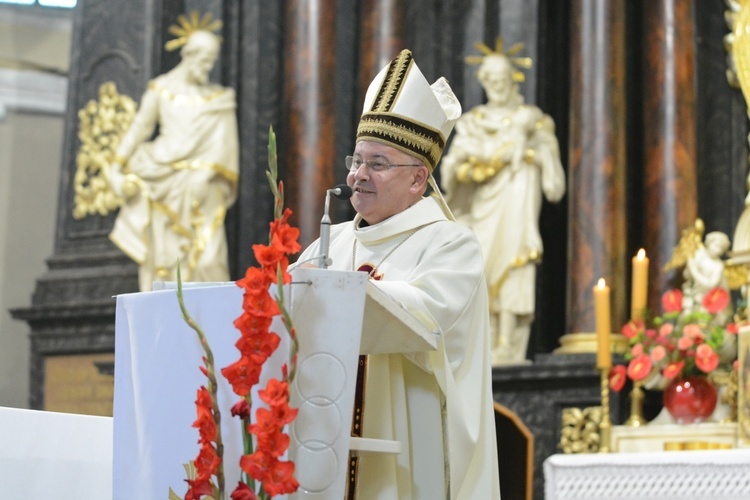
[599,368,612,453]
[624,380,647,426]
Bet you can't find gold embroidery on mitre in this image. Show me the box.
[371,49,414,113]
[357,115,444,169]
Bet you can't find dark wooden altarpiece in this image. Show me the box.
[11,1,750,498]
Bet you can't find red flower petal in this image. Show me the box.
[702,287,729,314]
[661,289,683,313]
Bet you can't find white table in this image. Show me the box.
[544,449,750,499]
[0,406,113,498]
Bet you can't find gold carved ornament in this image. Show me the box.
[72,82,136,219]
[559,406,604,454]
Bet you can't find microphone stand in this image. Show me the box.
[319,190,334,269]
[319,184,352,269]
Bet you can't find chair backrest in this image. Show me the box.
[494,402,534,500]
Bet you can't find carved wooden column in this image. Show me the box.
[284,0,337,247]
[566,0,628,335]
[642,0,698,304]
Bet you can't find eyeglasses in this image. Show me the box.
[345,156,421,172]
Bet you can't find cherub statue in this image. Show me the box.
[440,38,566,366]
[665,219,746,321]
[103,12,239,291]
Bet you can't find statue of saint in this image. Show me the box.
[440,39,566,366]
[106,15,239,291]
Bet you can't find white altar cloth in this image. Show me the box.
[544,448,750,500]
[0,406,113,498]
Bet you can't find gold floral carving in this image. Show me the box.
[559,406,603,454]
[72,82,136,219]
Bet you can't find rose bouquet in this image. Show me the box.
[609,287,741,392]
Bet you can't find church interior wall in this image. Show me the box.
[0,5,71,408]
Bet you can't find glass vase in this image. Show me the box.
[662,376,718,424]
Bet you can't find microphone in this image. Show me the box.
[319,184,352,269]
[331,184,353,200]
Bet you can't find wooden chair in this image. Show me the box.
[494,402,534,500]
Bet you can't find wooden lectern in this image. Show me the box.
[113,268,437,499]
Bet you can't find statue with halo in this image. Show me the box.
[440,38,566,366]
[93,12,239,291]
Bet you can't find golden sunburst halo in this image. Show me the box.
[465,36,532,83]
[165,11,223,52]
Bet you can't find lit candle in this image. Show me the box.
[594,278,611,369]
[631,248,649,321]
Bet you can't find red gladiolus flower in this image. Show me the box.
[727,322,740,334]
[237,266,272,295]
[259,379,290,408]
[262,459,299,496]
[256,429,291,458]
[233,313,273,338]
[240,450,272,481]
[185,478,214,500]
[222,356,263,397]
[193,387,217,443]
[230,482,258,500]
[661,289,683,313]
[702,287,730,314]
[662,360,684,379]
[269,209,302,255]
[626,354,653,381]
[609,365,626,392]
[194,441,222,480]
[242,289,281,318]
[235,327,280,354]
[270,403,299,426]
[248,407,281,436]
[230,399,251,419]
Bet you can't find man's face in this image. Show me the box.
[347,141,426,225]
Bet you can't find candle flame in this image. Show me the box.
[597,278,606,288]
[637,248,646,260]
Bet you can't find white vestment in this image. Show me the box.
[298,196,501,500]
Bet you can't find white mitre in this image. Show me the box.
[357,49,462,172]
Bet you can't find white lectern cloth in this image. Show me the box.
[114,284,271,499]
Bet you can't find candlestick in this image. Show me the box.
[599,368,612,453]
[594,278,611,369]
[631,248,649,321]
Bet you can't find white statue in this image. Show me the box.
[440,39,566,366]
[106,15,239,291]
[683,231,731,312]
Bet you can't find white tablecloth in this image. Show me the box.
[544,449,750,500]
[0,406,113,498]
